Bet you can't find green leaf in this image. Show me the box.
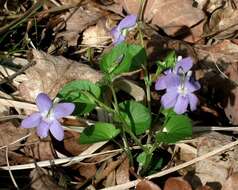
[163,51,176,68]
[148,158,163,175]
[100,42,146,77]
[161,108,177,118]
[79,123,120,144]
[58,80,101,114]
[155,51,176,75]
[136,151,147,167]
[157,115,192,144]
[118,101,151,135]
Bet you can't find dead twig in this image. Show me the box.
[6,146,19,189]
[0,61,36,85]
[101,139,238,190]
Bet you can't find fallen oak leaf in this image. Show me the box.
[19,49,102,102]
[0,122,28,151]
[115,0,204,42]
[221,172,238,190]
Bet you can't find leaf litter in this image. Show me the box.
[2,0,238,189]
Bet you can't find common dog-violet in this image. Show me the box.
[155,57,200,114]
[20,93,75,141]
[111,15,137,45]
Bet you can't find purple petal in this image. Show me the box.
[53,103,75,119]
[114,34,125,45]
[174,57,193,73]
[36,93,52,113]
[164,69,172,75]
[161,88,178,108]
[155,75,167,90]
[21,112,41,128]
[174,95,189,114]
[111,27,120,41]
[188,93,199,111]
[36,120,50,138]
[49,120,64,141]
[118,15,137,30]
[155,73,180,91]
[185,80,200,93]
[166,74,180,88]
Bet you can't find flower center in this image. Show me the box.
[177,84,188,96]
[41,109,55,122]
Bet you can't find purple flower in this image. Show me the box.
[20,93,75,141]
[155,57,200,114]
[111,15,137,45]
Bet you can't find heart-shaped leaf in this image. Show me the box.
[79,123,120,144]
[118,100,151,135]
[58,80,100,114]
[157,115,192,144]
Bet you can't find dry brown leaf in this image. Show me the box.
[23,133,56,161]
[204,1,238,40]
[103,170,116,187]
[0,122,28,151]
[164,177,192,190]
[58,0,80,5]
[63,2,107,34]
[57,1,112,47]
[136,180,162,190]
[196,0,227,12]
[19,49,102,102]
[115,0,204,41]
[221,172,238,190]
[94,153,127,184]
[63,131,90,156]
[196,132,238,185]
[115,157,129,185]
[78,164,97,180]
[0,149,33,166]
[196,185,214,190]
[195,40,238,124]
[82,19,110,46]
[30,168,64,190]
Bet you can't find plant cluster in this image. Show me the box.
[21,15,200,175]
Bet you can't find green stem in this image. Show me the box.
[80,91,115,113]
[137,23,145,47]
[109,84,134,164]
[110,85,149,152]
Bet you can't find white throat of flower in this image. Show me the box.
[177,85,188,96]
[177,69,192,97]
[121,24,137,36]
[41,108,55,122]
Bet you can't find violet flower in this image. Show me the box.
[20,93,75,141]
[111,15,137,45]
[155,57,200,114]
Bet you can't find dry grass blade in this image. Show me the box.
[5,146,19,189]
[101,139,238,190]
[0,146,140,170]
[0,1,43,35]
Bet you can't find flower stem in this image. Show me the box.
[109,84,134,164]
[80,91,115,113]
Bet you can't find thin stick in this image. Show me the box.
[0,60,36,85]
[101,139,238,190]
[6,146,19,189]
[0,114,25,121]
[193,126,238,132]
[0,98,37,110]
[0,146,140,170]
[0,133,31,150]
